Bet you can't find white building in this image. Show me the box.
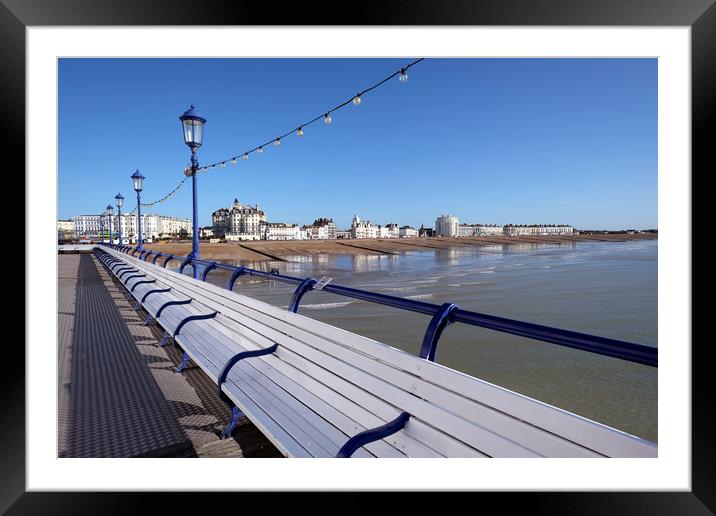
[303,218,336,240]
[214,199,267,241]
[399,226,418,238]
[263,223,301,241]
[435,214,459,237]
[58,219,75,233]
[475,224,503,236]
[351,214,381,239]
[383,224,400,238]
[458,224,476,237]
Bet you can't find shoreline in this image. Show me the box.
[143,233,657,264]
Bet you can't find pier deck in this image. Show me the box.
[58,253,280,458]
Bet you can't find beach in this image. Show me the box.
[144,232,657,263]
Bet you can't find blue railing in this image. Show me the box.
[99,243,658,367]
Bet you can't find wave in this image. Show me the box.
[405,293,434,300]
[280,301,354,311]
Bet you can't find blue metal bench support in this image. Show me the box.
[130,279,157,309]
[173,312,219,372]
[163,254,175,268]
[143,250,153,261]
[114,265,133,277]
[174,311,218,338]
[130,279,156,293]
[117,268,138,281]
[131,247,139,257]
[152,252,163,265]
[175,352,192,373]
[122,273,146,285]
[179,257,194,275]
[335,412,412,458]
[158,330,171,347]
[288,278,317,313]
[419,303,460,362]
[141,287,171,304]
[217,343,279,438]
[226,267,247,291]
[155,299,192,319]
[201,261,217,281]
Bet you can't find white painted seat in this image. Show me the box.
[97,247,658,458]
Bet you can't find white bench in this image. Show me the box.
[97,247,657,458]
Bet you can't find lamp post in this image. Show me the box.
[106,205,114,243]
[179,104,206,271]
[99,210,105,243]
[115,193,124,245]
[131,170,145,251]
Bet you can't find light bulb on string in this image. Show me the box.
[220,162,226,168]
[274,139,281,147]
[258,146,264,154]
[231,158,237,165]
[352,95,361,105]
[324,113,332,124]
[243,153,249,160]
[399,68,408,82]
[297,127,304,137]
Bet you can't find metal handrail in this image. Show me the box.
[98,243,657,367]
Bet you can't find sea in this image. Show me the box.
[192,239,658,441]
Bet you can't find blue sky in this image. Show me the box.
[58,58,657,230]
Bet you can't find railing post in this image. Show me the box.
[419,303,459,362]
[288,278,317,313]
[226,266,247,291]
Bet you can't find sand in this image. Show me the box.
[143,233,657,264]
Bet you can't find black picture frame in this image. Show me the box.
[7,0,707,512]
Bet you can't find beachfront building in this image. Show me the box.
[503,224,575,236]
[303,218,336,240]
[476,224,503,236]
[263,222,302,241]
[458,224,477,237]
[503,224,533,236]
[335,229,352,239]
[114,214,192,242]
[199,226,214,239]
[214,198,268,241]
[351,214,381,239]
[73,214,103,237]
[418,225,435,238]
[435,215,459,237]
[383,223,400,238]
[211,207,231,238]
[399,226,419,238]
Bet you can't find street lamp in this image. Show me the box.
[131,170,145,251]
[115,193,124,244]
[106,204,114,243]
[99,209,105,243]
[179,104,206,266]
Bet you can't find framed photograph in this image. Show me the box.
[9,0,707,512]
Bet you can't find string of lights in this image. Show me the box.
[198,58,424,170]
[132,57,425,207]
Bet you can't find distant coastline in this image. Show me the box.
[143,232,657,263]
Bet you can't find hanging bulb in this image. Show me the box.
[274,139,281,147]
[297,127,304,136]
[258,146,264,153]
[352,95,361,105]
[243,153,249,160]
[231,158,237,165]
[399,68,408,82]
[220,162,226,168]
[324,113,332,124]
